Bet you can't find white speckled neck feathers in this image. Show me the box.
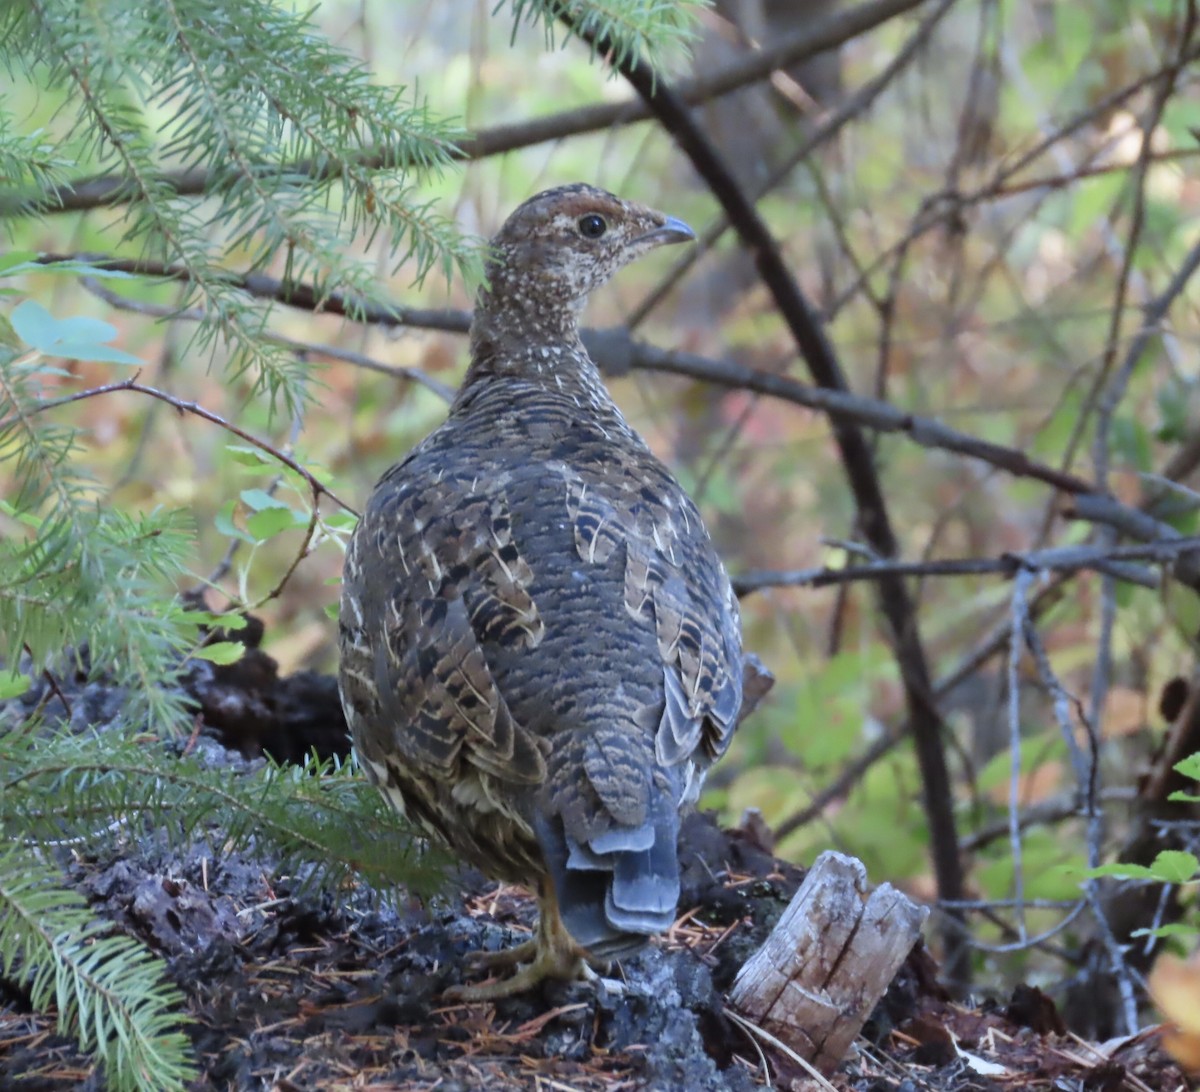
[456,183,693,414]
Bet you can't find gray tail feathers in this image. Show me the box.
[535,793,681,961]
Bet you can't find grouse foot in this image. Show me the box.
[446,881,602,1001]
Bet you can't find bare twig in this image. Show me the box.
[22,643,74,721]
[825,41,1200,321]
[733,538,1200,595]
[78,275,455,401]
[13,376,355,515]
[1006,568,1035,944]
[627,0,954,330]
[30,253,1099,493]
[960,788,1137,855]
[773,571,1072,840]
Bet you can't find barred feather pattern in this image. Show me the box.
[339,184,757,961]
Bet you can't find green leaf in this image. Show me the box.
[226,445,274,467]
[239,488,289,512]
[10,299,60,348]
[1079,852,1199,884]
[0,672,31,700]
[192,641,245,665]
[246,506,302,541]
[1175,753,1200,781]
[180,610,248,632]
[1148,850,1200,885]
[1079,862,1159,880]
[1131,922,1200,940]
[214,501,253,543]
[322,511,359,532]
[10,300,142,365]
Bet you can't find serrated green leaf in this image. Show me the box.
[1149,850,1200,885]
[192,641,245,665]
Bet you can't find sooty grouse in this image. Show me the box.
[339,183,768,1000]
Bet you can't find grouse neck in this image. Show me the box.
[458,302,615,412]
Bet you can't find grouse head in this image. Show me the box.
[475,183,694,342]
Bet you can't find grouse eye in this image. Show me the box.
[577,213,608,239]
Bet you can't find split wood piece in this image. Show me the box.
[727,850,929,1075]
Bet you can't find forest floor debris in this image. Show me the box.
[0,645,1191,1091]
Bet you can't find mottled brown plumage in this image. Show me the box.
[338,184,765,999]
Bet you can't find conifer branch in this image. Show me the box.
[0,846,196,1092]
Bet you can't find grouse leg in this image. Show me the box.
[445,879,598,1000]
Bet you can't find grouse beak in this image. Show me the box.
[638,215,695,247]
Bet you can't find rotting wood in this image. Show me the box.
[727,850,929,1075]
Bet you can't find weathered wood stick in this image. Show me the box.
[728,850,929,1074]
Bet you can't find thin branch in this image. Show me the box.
[13,0,926,216]
[773,572,1072,841]
[78,275,455,401]
[32,254,470,334]
[30,253,1101,494]
[48,251,1200,598]
[825,42,1200,321]
[1016,595,1141,1035]
[9,377,356,515]
[733,539,1200,594]
[22,644,74,721]
[627,0,954,330]
[1082,24,1195,896]
[203,407,311,600]
[960,788,1137,855]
